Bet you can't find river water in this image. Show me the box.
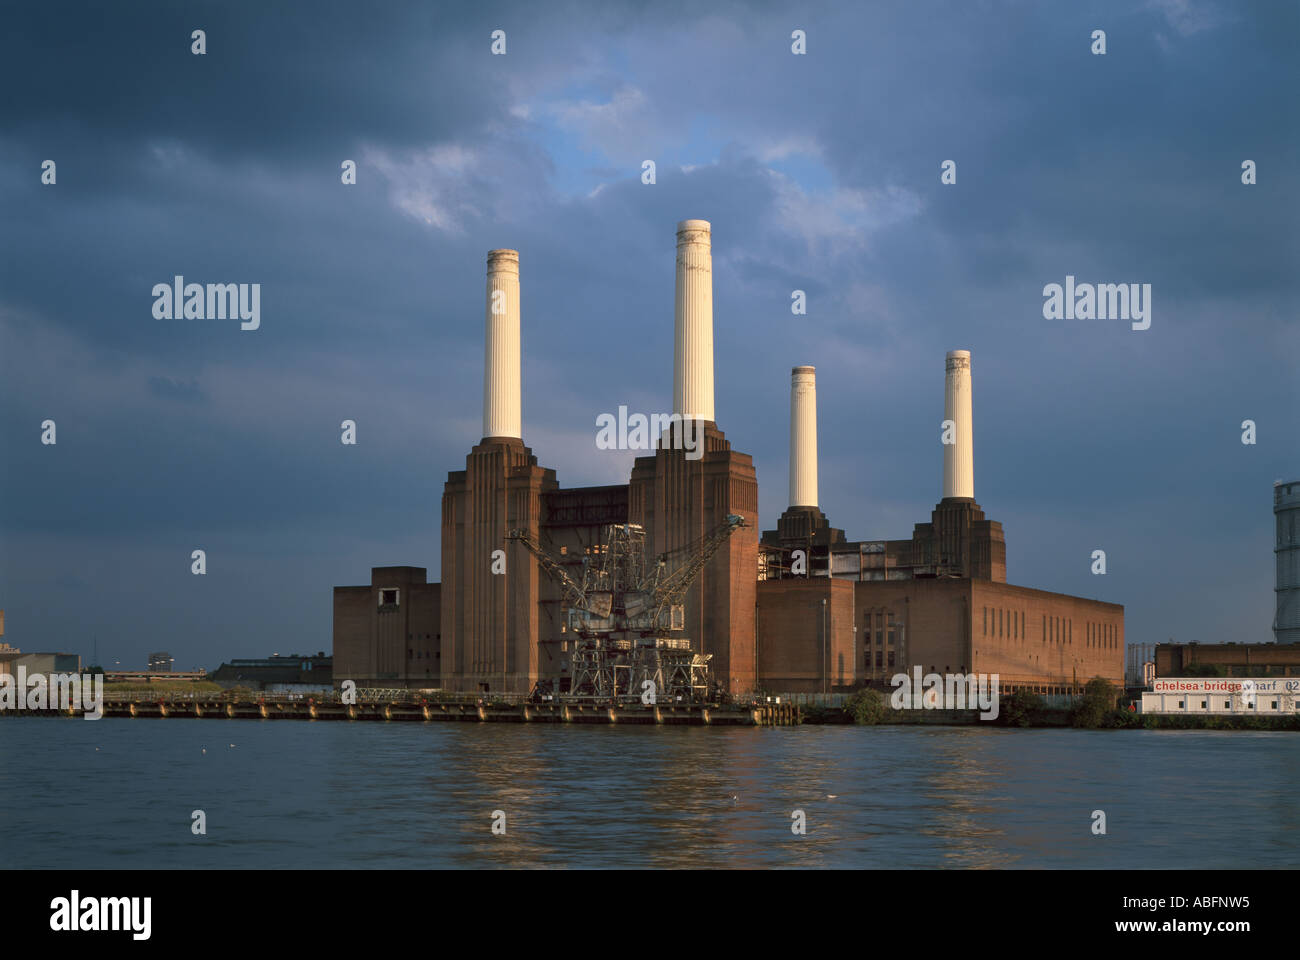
[1,718,1296,868]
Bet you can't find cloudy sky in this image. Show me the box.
[1,0,1295,669]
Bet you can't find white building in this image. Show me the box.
[1140,678,1299,715]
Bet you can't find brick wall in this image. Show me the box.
[757,577,856,692]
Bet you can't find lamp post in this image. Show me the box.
[853,624,858,684]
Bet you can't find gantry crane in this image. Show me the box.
[508,514,746,703]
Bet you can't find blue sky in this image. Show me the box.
[1,0,1295,669]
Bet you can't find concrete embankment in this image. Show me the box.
[6,695,802,726]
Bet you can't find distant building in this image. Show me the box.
[1126,642,1155,687]
[2,653,82,679]
[209,653,332,692]
[147,652,174,672]
[0,613,83,679]
[103,668,206,683]
[1155,642,1300,678]
[0,641,21,680]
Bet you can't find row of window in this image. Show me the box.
[1177,699,1282,710]
[980,608,1120,653]
[1041,614,1072,645]
[982,606,1024,640]
[1087,621,1117,649]
[862,608,900,672]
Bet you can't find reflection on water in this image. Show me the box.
[1,718,1296,869]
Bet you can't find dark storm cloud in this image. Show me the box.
[0,0,1295,666]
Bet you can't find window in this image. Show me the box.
[1201,701,1207,709]
[983,606,987,635]
[1271,701,1278,710]
[887,651,895,668]
[1224,700,1231,709]
[379,588,399,606]
[1177,700,1184,708]
[875,651,883,667]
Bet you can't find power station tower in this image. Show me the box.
[1275,480,1300,644]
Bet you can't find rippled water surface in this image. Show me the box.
[2,718,1296,868]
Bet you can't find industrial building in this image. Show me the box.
[1154,641,1300,678]
[334,219,1124,699]
[208,653,333,692]
[334,566,441,688]
[757,353,1123,694]
[1126,641,1156,688]
[1140,677,1298,715]
[0,616,86,683]
[0,650,82,680]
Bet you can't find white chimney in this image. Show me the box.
[943,349,974,500]
[483,249,521,440]
[672,219,715,422]
[789,365,818,507]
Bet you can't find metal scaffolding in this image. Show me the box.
[509,515,745,703]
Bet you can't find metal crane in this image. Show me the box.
[507,514,747,703]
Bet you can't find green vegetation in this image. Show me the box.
[1070,678,1118,728]
[845,688,886,725]
[103,680,223,694]
[797,704,850,724]
[1181,663,1226,678]
[1001,690,1049,727]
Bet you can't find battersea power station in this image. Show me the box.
[333,220,1124,699]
